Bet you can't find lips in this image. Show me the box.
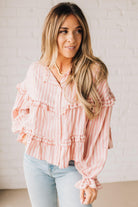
[65,46,76,49]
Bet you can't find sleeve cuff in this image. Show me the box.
[74,177,103,190]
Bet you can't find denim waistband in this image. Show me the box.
[69,160,74,166]
[24,152,75,167]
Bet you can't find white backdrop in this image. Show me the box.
[0,0,138,189]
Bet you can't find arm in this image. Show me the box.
[75,79,115,190]
[11,64,33,143]
[75,106,113,190]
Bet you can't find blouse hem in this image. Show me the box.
[17,131,86,169]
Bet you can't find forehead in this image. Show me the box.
[61,14,80,28]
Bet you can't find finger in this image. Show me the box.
[89,188,97,198]
[80,189,85,203]
[83,192,91,204]
[89,194,95,204]
[89,192,97,204]
[84,188,97,204]
[80,189,85,199]
[92,189,97,200]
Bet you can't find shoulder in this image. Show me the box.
[26,60,47,77]
[27,61,39,73]
[91,62,100,74]
[90,62,102,84]
[16,61,41,91]
[90,63,115,106]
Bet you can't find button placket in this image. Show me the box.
[56,87,62,166]
[55,87,61,116]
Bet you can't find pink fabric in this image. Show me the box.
[11,61,115,190]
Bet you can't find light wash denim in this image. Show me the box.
[23,152,92,207]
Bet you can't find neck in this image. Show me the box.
[40,55,72,73]
[56,55,72,72]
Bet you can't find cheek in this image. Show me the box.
[57,36,64,48]
[77,36,82,47]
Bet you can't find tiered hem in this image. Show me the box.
[17,131,86,169]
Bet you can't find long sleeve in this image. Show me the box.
[11,64,33,143]
[74,79,115,190]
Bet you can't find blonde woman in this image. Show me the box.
[11,2,115,207]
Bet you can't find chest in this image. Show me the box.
[27,67,80,111]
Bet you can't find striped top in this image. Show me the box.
[11,61,115,190]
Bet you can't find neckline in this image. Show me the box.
[37,61,71,86]
[37,61,71,76]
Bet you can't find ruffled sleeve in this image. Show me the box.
[96,78,115,107]
[11,64,33,143]
[74,79,115,190]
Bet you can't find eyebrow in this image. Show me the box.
[59,26,82,29]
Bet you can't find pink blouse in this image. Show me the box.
[11,61,115,190]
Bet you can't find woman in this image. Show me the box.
[11,2,115,207]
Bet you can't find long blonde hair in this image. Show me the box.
[40,2,108,120]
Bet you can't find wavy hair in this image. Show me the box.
[39,2,108,119]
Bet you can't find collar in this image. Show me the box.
[40,63,72,88]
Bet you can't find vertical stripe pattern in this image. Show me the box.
[11,61,115,190]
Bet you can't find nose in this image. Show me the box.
[67,32,75,43]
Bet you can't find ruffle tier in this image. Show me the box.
[97,79,116,107]
[17,129,86,169]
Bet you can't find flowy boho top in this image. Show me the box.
[11,61,115,190]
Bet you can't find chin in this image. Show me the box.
[62,53,78,59]
[64,55,75,59]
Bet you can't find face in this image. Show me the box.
[57,14,82,61]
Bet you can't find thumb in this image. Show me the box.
[80,189,85,203]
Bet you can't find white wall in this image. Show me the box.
[0,0,137,189]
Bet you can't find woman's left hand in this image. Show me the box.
[80,186,98,204]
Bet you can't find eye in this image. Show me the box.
[76,29,82,34]
[58,30,68,34]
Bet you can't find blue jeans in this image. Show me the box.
[23,152,92,207]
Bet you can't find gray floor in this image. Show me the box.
[0,181,138,207]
